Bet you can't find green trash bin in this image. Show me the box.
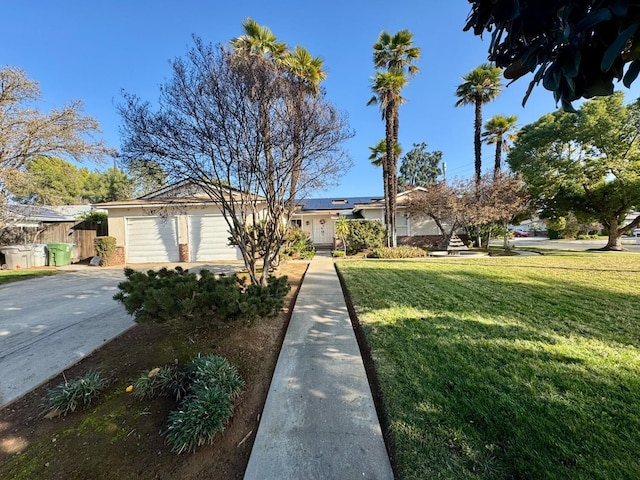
[47,242,73,266]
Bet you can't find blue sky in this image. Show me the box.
[4,1,640,198]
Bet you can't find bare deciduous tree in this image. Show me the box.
[118,38,352,286]
[408,173,528,249]
[0,66,111,230]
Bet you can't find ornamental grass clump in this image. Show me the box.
[164,355,244,454]
[164,385,234,454]
[46,370,109,416]
[131,365,188,402]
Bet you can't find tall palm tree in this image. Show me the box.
[232,21,327,217]
[230,18,288,279]
[368,69,407,246]
[482,114,518,175]
[455,63,502,183]
[368,139,401,216]
[231,18,292,212]
[368,139,401,167]
[373,30,421,75]
[282,46,325,93]
[230,17,287,59]
[370,29,420,247]
[281,46,326,206]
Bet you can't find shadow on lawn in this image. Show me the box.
[346,264,640,348]
[371,313,640,479]
[339,263,640,479]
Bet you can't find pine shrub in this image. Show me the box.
[113,267,289,324]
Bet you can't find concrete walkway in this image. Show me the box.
[244,252,393,480]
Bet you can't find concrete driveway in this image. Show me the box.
[0,268,132,408]
[0,261,245,408]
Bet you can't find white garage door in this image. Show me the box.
[126,217,179,263]
[189,214,239,261]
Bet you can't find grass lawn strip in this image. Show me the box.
[337,253,640,479]
[0,269,58,285]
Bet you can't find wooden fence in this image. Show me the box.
[1,221,108,261]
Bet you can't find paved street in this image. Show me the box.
[0,269,132,407]
[494,236,640,253]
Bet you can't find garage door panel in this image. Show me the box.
[126,217,179,263]
[189,215,239,261]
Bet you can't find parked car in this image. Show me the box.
[631,228,640,237]
[513,230,530,237]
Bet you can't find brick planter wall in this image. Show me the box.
[102,246,125,266]
[179,243,189,262]
[398,234,470,249]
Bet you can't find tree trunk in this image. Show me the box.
[381,150,391,247]
[288,89,305,211]
[389,101,400,248]
[474,96,483,184]
[494,139,502,177]
[503,220,509,250]
[384,102,395,247]
[602,217,624,251]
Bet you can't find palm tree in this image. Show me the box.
[230,17,287,59]
[231,18,287,201]
[232,20,328,241]
[370,29,420,247]
[373,30,421,75]
[282,46,325,93]
[455,63,502,183]
[368,139,401,167]
[368,69,407,246]
[368,139,401,217]
[281,46,326,205]
[231,19,289,280]
[482,115,518,175]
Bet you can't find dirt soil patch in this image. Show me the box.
[0,261,308,480]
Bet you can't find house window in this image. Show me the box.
[291,219,302,228]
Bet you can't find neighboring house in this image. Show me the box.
[0,205,105,259]
[511,218,547,235]
[625,211,639,229]
[95,180,250,264]
[352,188,445,239]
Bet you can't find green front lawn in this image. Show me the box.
[337,253,640,479]
[0,269,58,285]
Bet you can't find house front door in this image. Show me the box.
[312,217,334,245]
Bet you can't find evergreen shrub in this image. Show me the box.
[345,220,386,255]
[94,236,117,265]
[369,246,428,258]
[113,267,289,323]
